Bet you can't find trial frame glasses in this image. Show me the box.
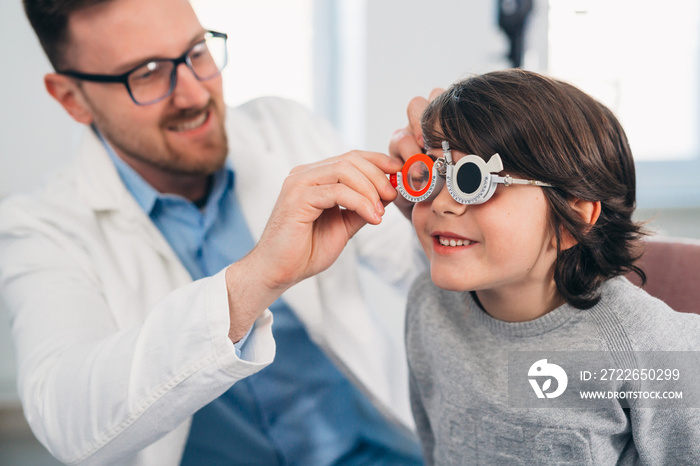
[390,141,554,205]
[58,30,228,106]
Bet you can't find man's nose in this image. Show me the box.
[170,62,210,108]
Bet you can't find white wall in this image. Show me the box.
[339,0,511,152]
[0,1,81,200]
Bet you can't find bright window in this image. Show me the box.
[190,0,315,109]
[547,0,700,162]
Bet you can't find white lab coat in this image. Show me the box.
[0,97,422,465]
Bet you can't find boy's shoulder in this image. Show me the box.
[595,276,700,351]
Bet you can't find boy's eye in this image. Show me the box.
[407,161,431,191]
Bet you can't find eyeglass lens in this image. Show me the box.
[127,34,227,104]
[406,160,432,192]
[455,162,482,195]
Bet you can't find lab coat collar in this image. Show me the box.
[73,127,185,265]
[75,127,133,212]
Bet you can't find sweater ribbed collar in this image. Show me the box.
[465,291,584,338]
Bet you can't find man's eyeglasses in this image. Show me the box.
[58,31,228,106]
[390,141,553,205]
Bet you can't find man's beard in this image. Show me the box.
[92,98,229,177]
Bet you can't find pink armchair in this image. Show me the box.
[626,237,700,315]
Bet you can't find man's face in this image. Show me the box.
[65,0,228,179]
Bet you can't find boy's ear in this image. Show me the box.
[44,73,94,125]
[559,198,602,250]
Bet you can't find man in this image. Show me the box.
[0,0,427,464]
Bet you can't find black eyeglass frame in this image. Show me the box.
[58,30,228,106]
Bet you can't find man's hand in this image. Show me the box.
[225,151,403,343]
[388,88,445,220]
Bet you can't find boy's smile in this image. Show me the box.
[433,233,475,248]
[433,232,476,251]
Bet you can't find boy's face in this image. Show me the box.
[411,148,560,316]
[61,0,228,178]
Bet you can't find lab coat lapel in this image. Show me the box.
[73,129,190,270]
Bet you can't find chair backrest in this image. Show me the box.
[626,237,700,315]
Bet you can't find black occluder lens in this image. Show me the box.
[456,163,481,194]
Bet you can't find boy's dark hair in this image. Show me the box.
[23,0,111,70]
[422,69,646,309]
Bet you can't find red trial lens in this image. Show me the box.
[402,154,434,197]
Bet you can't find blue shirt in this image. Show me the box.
[103,135,423,465]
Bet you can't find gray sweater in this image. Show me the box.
[406,274,700,465]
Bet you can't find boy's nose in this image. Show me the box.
[431,184,468,216]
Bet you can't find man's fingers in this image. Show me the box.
[341,150,404,176]
[404,88,446,151]
[285,160,396,223]
[291,151,401,201]
[340,152,401,200]
[407,96,429,149]
[306,183,383,225]
[293,150,401,175]
[340,208,370,239]
[428,87,445,102]
[389,128,423,162]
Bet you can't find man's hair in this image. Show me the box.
[422,69,647,309]
[23,0,112,70]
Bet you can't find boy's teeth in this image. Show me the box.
[439,237,472,247]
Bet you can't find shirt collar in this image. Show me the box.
[95,126,234,216]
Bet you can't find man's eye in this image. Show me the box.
[131,62,159,81]
[188,42,210,61]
